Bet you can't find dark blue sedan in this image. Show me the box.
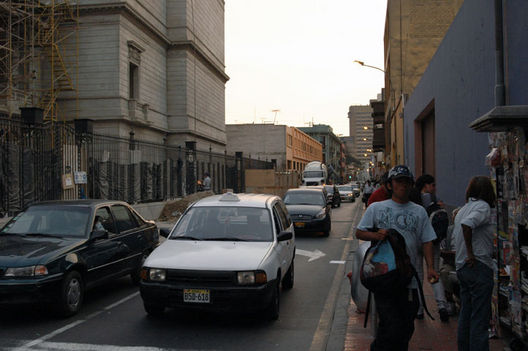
[0,200,159,316]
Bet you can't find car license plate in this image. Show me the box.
[183,289,210,303]
[294,222,305,228]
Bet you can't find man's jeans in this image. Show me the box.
[457,260,494,351]
[372,288,419,351]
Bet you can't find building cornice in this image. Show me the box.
[169,40,230,83]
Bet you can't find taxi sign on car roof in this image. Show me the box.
[219,192,240,202]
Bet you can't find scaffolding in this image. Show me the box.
[0,0,79,122]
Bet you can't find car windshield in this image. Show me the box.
[324,186,334,194]
[338,186,352,192]
[170,206,273,242]
[303,171,324,178]
[0,205,91,238]
[284,192,325,206]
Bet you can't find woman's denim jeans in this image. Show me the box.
[456,260,494,351]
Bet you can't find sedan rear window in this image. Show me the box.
[1,206,91,237]
[171,207,273,242]
[284,192,325,207]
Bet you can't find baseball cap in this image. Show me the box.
[388,165,414,182]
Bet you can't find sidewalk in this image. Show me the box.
[343,277,505,351]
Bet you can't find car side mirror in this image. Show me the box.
[159,227,171,238]
[277,231,292,242]
[90,229,108,241]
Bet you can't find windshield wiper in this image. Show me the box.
[204,237,246,241]
[170,235,202,241]
[25,233,62,238]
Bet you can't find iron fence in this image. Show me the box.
[0,117,273,217]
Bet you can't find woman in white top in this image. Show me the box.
[453,176,496,351]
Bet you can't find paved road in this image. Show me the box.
[0,200,363,351]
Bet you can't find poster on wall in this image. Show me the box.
[74,171,87,184]
[62,174,74,190]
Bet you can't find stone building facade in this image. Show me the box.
[63,0,228,153]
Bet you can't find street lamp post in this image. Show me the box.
[353,60,385,73]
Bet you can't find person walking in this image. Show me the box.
[367,172,390,207]
[203,172,211,192]
[362,180,374,209]
[412,174,450,322]
[454,176,496,351]
[356,165,439,351]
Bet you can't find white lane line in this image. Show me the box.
[15,292,139,350]
[329,260,346,264]
[104,291,139,310]
[16,341,172,350]
[18,320,85,349]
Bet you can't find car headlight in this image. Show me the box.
[315,209,326,219]
[237,271,267,285]
[148,268,166,282]
[5,265,48,277]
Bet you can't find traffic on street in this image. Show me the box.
[0,200,364,351]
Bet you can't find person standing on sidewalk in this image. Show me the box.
[454,176,496,351]
[412,174,450,322]
[203,172,211,192]
[362,180,374,209]
[356,165,439,351]
[367,172,390,207]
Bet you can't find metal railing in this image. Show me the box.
[0,117,273,217]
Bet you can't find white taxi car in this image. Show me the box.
[139,193,295,320]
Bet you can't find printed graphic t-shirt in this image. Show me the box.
[357,199,437,288]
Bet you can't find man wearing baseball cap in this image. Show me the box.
[356,165,439,351]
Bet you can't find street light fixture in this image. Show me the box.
[354,60,385,73]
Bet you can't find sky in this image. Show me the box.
[225,0,388,137]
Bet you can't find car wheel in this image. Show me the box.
[57,271,84,317]
[267,280,280,320]
[282,260,294,290]
[323,219,331,237]
[144,302,165,317]
[131,252,148,285]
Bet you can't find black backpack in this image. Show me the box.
[360,229,415,292]
[360,229,434,327]
[426,203,449,242]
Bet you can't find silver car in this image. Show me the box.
[337,185,356,202]
[140,193,295,320]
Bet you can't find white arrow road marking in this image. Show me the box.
[329,260,346,264]
[296,249,326,262]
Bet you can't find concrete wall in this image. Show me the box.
[384,0,464,165]
[505,0,528,105]
[245,169,300,198]
[226,124,287,168]
[404,0,497,206]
